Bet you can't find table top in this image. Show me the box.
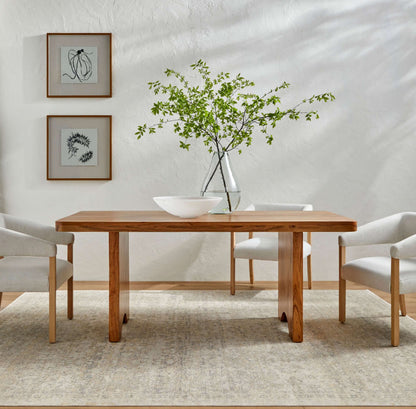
[56,210,357,233]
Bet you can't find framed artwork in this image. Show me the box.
[47,33,112,97]
[47,115,112,180]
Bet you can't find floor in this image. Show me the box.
[1,281,415,409]
[2,407,414,409]
[2,280,416,319]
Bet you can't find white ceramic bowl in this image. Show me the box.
[153,196,222,218]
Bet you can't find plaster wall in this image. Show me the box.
[0,0,415,281]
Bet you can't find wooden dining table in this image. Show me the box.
[56,210,356,342]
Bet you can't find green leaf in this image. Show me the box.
[179,141,190,150]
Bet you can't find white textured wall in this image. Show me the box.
[0,0,415,281]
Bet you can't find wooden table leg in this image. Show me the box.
[278,232,303,342]
[109,232,130,342]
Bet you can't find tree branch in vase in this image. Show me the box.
[136,60,335,212]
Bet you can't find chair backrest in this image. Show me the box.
[340,212,416,247]
[0,214,5,228]
[399,212,416,240]
[245,203,313,212]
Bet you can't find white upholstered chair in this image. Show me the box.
[339,212,416,346]
[0,213,74,343]
[230,203,313,295]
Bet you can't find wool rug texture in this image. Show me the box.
[0,289,416,406]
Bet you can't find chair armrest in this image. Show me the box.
[0,227,56,257]
[391,234,416,259]
[0,213,74,245]
[339,213,402,247]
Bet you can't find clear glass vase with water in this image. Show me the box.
[200,152,241,213]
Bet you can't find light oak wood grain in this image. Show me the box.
[248,231,254,284]
[400,294,406,316]
[391,257,400,346]
[109,232,129,342]
[49,256,56,344]
[249,259,254,285]
[0,257,2,307]
[339,245,346,323]
[67,243,73,320]
[278,232,304,342]
[56,210,356,343]
[307,232,312,290]
[56,210,357,233]
[230,232,236,295]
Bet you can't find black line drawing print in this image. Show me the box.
[62,49,94,82]
[67,132,94,163]
[79,151,93,163]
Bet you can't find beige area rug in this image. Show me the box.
[1,290,416,406]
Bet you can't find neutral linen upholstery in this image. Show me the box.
[0,213,74,343]
[246,203,313,212]
[342,257,416,294]
[391,233,416,259]
[230,202,314,294]
[339,212,416,248]
[0,257,73,292]
[0,213,74,245]
[338,212,416,346]
[234,237,312,261]
[234,203,313,261]
[338,212,416,295]
[0,227,56,257]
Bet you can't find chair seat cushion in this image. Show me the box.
[234,237,311,261]
[342,256,416,294]
[0,256,73,292]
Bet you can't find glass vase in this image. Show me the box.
[200,151,241,213]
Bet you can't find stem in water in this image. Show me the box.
[201,151,225,194]
[214,146,232,212]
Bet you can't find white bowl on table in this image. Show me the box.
[153,196,222,218]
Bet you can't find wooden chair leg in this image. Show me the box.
[307,232,312,289]
[339,246,346,323]
[391,258,400,347]
[67,277,73,320]
[230,232,235,295]
[307,255,312,290]
[49,257,56,344]
[249,259,254,284]
[399,294,406,316]
[0,256,3,308]
[67,243,73,320]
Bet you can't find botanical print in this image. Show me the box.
[61,129,98,166]
[61,46,98,83]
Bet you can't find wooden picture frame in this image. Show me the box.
[47,33,112,98]
[47,115,112,180]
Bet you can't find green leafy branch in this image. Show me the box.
[136,60,335,212]
[136,59,335,156]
